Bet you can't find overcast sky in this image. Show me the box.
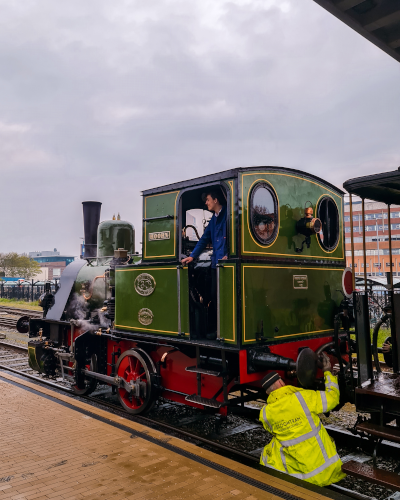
[1,0,399,256]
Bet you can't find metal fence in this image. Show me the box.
[0,281,59,302]
[365,288,395,332]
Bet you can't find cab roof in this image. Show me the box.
[142,166,345,196]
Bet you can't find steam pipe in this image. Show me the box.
[82,274,106,301]
[82,201,102,258]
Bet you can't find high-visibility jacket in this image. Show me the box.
[259,371,346,487]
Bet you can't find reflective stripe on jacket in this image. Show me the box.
[259,371,346,487]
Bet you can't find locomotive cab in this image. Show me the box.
[180,184,230,339]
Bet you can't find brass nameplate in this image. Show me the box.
[138,308,154,326]
[135,273,156,296]
[148,231,170,241]
[293,275,308,289]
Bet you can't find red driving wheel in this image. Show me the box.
[116,349,156,415]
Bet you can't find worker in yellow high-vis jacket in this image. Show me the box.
[259,353,346,487]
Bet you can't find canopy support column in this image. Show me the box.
[388,205,394,290]
[388,205,400,373]
[362,199,367,292]
[349,195,356,290]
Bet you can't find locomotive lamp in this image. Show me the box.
[295,203,322,253]
[38,282,55,316]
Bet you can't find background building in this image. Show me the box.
[29,249,76,280]
[344,201,400,276]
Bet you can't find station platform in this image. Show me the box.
[0,371,346,500]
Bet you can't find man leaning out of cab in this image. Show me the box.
[259,353,346,487]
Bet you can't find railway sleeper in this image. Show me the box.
[356,421,400,445]
[342,460,400,492]
[342,421,400,491]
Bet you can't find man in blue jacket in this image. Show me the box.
[181,190,228,339]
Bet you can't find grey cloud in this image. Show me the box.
[0,0,399,255]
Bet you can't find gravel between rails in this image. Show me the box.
[0,340,398,499]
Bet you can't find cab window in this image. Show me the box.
[250,182,278,245]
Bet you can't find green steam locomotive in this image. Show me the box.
[24,166,348,416]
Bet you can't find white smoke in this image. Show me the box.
[67,293,97,332]
[67,292,111,331]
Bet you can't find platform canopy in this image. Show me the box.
[313,0,400,64]
[344,168,400,204]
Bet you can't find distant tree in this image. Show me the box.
[18,255,41,280]
[0,253,19,276]
[0,253,41,279]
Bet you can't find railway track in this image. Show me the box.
[0,341,389,500]
[0,305,42,330]
[0,342,391,456]
[0,305,42,316]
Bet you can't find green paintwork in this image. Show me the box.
[112,167,346,347]
[223,179,236,257]
[28,345,43,372]
[240,171,344,260]
[180,267,190,335]
[241,263,343,343]
[218,262,237,344]
[143,191,179,260]
[74,264,110,311]
[114,265,190,336]
[97,219,135,259]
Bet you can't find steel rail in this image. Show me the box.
[0,342,393,451]
[0,360,371,500]
[0,342,30,353]
[0,343,382,500]
[0,347,259,463]
[0,306,42,317]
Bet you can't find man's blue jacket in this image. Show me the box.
[190,206,227,268]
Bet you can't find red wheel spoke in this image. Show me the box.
[117,352,153,413]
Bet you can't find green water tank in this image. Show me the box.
[97,218,135,258]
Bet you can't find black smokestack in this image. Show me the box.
[82,201,102,258]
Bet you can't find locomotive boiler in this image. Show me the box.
[24,166,351,416]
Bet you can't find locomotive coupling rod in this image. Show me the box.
[83,369,136,393]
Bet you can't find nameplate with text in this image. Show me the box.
[293,275,308,289]
[148,231,170,241]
